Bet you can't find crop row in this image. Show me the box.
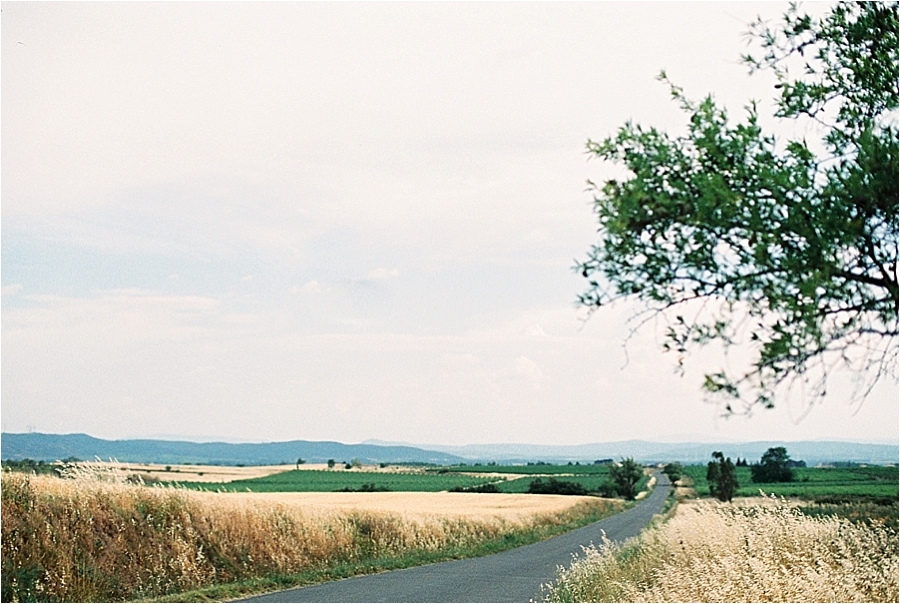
[175,470,497,493]
[681,465,898,499]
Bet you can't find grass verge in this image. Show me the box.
[540,495,898,602]
[152,502,624,603]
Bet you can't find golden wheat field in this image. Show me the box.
[1,471,618,603]
[83,460,504,483]
[542,496,899,603]
[206,490,600,522]
[84,460,301,483]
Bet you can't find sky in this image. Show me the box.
[2,2,897,447]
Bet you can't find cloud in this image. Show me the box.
[365,267,400,281]
[291,280,325,295]
[511,355,544,390]
[2,283,24,297]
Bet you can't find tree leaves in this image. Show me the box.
[578,2,898,413]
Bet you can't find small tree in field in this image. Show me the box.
[751,446,794,483]
[707,451,738,502]
[662,462,683,483]
[609,458,644,500]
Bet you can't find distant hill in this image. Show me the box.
[3,433,895,467]
[365,439,899,466]
[0,433,467,466]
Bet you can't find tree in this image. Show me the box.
[327,458,335,469]
[577,2,898,414]
[751,446,795,483]
[609,457,644,500]
[706,451,739,502]
[662,462,683,483]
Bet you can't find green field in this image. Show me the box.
[174,469,499,493]
[435,463,612,475]
[174,464,645,496]
[682,464,898,499]
[493,475,604,493]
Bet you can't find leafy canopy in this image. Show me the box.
[608,457,644,500]
[707,451,739,502]
[750,446,795,483]
[578,2,898,413]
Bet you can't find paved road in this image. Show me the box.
[241,473,670,603]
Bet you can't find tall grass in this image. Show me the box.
[1,471,616,602]
[542,496,898,602]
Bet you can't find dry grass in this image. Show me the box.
[209,491,597,522]
[542,496,898,602]
[74,460,297,483]
[1,471,617,602]
[82,460,467,483]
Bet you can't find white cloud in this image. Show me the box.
[2,2,896,446]
[365,268,400,281]
[511,355,544,390]
[290,280,325,295]
[2,283,23,297]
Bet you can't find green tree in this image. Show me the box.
[662,462,683,483]
[707,451,738,502]
[327,458,335,469]
[577,2,898,414]
[609,457,644,500]
[751,446,795,483]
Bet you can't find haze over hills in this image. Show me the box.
[0,433,467,466]
[364,439,899,466]
[2,433,897,466]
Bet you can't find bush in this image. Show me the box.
[609,459,643,500]
[597,480,620,498]
[707,452,738,502]
[527,478,588,496]
[662,462,683,483]
[450,483,500,494]
[750,447,794,483]
[336,483,390,492]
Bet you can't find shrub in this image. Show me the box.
[751,447,795,483]
[706,452,738,502]
[662,462,683,483]
[608,459,643,500]
[527,478,588,496]
[450,483,501,493]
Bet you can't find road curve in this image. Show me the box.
[241,473,670,603]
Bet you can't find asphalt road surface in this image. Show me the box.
[241,473,670,603]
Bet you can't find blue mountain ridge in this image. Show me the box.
[0,433,467,465]
[363,439,899,465]
[2,433,897,466]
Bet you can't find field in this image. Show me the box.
[91,461,299,483]
[5,459,896,602]
[681,464,898,499]
[437,463,612,475]
[541,497,898,602]
[541,463,899,602]
[194,491,605,522]
[170,462,632,495]
[174,462,635,494]
[0,470,622,603]
[176,468,502,492]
